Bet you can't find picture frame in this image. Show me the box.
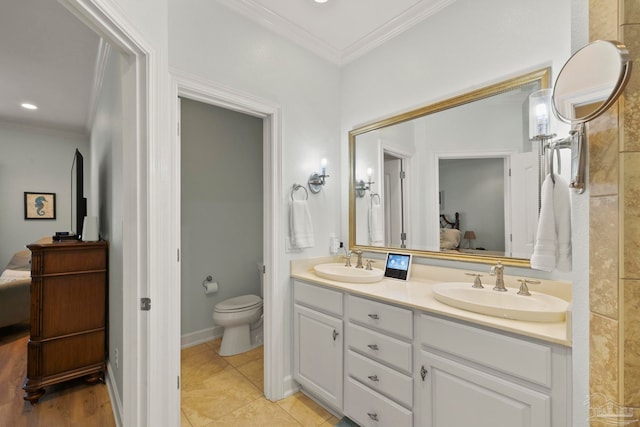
[24,192,56,220]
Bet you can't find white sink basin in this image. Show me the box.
[432,282,568,322]
[313,263,384,283]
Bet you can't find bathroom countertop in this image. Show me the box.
[291,257,572,347]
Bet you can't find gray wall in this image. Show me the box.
[180,98,263,336]
[0,123,89,265]
[90,48,124,399]
[439,158,505,251]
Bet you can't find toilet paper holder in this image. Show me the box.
[202,275,219,294]
[202,275,213,289]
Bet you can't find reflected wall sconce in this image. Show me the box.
[308,158,330,193]
[463,230,476,249]
[355,168,375,198]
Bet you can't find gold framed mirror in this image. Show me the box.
[349,68,551,267]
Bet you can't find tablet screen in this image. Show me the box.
[384,252,412,280]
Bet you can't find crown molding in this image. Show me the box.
[216,0,455,65]
[341,0,455,63]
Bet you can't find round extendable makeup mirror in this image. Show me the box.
[553,40,631,124]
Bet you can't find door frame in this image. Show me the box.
[434,151,513,253]
[170,70,284,403]
[61,0,153,425]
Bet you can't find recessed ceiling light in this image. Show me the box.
[21,103,38,110]
[314,0,328,3]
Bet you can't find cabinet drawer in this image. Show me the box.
[347,294,413,339]
[345,377,412,427]
[420,315,552,387]
[27,330,105,378]
[348,323,412,373]
[294,281,343,316]
[347,350,412,408]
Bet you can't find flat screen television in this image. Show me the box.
[71,149,87,239]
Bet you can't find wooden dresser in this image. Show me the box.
[23,240,108,403]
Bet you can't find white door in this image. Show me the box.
[510,152,539,258]
[419,350,551,427]
[384,155,406,247]
[293,304,343,412]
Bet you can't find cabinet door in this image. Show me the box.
[419,350,550,427]
[293,304,343,412]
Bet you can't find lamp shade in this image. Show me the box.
[463,231,476,240]
[529,88,554,139]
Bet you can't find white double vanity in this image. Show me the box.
[291,257,572,427]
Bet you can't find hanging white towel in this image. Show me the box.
[290,199,314,249]
[369,199,384,247]
[531,174,572,272]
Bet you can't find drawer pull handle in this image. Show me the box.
[420,365,428,381]
[367,412,379,421]
[332,329,339,341]
[367,375,379,382]
[367,344,379,351]
[368,313,380,320]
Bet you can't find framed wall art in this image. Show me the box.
[24,192,56,220]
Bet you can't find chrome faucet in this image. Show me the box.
[343,247,352,267]
[352,250,364,268]
[489,261,506,292]
[365,259,375,271]
[517,278,541,296]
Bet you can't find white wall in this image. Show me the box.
[168,0,341,389]
[180,98,263,336]
[0,122,89,265]
[89,47,125,401]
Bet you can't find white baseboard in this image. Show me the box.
[181,326,223,349]
[105,360,123,427]
[283,375,299,399]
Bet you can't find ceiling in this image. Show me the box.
[0,0,453,134]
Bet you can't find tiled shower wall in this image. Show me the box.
[589,0,640,424]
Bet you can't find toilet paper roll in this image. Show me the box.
[204,281,219,295]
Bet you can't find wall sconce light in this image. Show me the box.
[308,158,330,193]
[529,88,555,141]
[463,230,476,249]
[355,167,375,198]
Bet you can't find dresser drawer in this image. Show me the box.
[420,314,552,387]
[345,377,412,427]
[294,281,343,316]
[347,294,413,339]
[347,350,413,408]
[348,323,412,373]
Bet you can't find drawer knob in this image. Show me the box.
[368,313,380,320]
[367,375,379,382]
[367,344,379,351]
[367,412,379,421]
[332,329,339,341]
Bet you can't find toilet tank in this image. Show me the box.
[257,263,264,297]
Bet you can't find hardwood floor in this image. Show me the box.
[0,323,115,427]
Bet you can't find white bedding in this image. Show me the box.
[0,268,30,284]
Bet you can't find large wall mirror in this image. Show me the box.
[349,68,553,267]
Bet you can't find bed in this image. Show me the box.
[440,212,461,250]
[0,249,31,328]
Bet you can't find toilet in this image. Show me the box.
[213,264,264,356]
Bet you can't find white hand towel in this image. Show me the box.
[290,200,314,249]
[531,174,572,272]
[554,175,572,271]
[369,200,384,246]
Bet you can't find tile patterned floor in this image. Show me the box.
[181,338,340,427]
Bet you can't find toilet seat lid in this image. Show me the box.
[215,294,262,312]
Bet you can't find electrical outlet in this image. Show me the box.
[114,348,119,369]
